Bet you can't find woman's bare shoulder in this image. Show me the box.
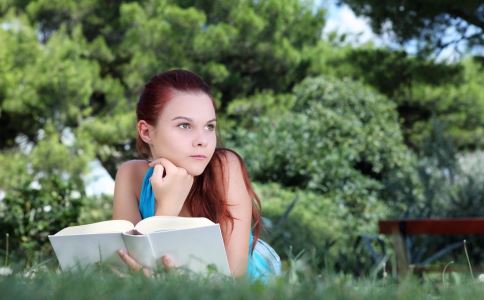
[115,160,150,194]
[216,149,244,171]
[113,160,149,222]
[214,149,247,192]
[118,159,150,175]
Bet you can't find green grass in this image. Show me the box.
[2,262,484,299]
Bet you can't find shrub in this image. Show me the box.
[78,194,113,224]
[255,182,387,273]
[0,174,84,266]
[225,76,417,272]
[383,123,484,268]
[227,76,415,198]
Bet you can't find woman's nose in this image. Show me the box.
[193,131,208,147]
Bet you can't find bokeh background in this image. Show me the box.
[0,0,483,275]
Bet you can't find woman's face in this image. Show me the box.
[147,91,217,176]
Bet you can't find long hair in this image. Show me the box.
[136,69,262,251]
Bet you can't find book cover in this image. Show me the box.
[48,216,230,275]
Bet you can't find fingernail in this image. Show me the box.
[117,250,125,255]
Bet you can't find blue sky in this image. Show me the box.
[320,0,482,61]
[322,0,383,45]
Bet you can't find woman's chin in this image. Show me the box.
[179,158,210,176]
[188,168,205,177]
[177,163,204,176]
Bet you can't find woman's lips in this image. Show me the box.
[190,155,207,160]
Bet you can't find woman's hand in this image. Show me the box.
[117,250,176,276]
[148,158,194,216]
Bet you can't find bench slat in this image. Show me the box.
[379,218,484,235]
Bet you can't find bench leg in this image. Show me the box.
[391,232,410,277]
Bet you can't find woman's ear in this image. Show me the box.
[137,120,154,145]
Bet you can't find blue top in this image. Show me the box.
[139,166,281,281]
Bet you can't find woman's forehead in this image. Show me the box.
[160,92,216,121]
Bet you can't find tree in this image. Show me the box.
[0,0,327,179]
[304,41,484,151]
[225,76,418,273]
[338,0,484,57]
[0,15,100,189]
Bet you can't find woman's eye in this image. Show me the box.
[206,124,216,131]
[178,123,191,129]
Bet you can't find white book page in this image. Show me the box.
[135,216,214,235]
[122,231,156,268]
[147,225,230,275]
[48,233,127,271]
[53,220,134,236]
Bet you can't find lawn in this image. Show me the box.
[2,261,484,299]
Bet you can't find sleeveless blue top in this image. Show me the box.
[139,167,281,281]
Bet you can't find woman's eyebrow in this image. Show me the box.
[171,116,217,123]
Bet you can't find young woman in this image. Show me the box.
[112,69,280,280]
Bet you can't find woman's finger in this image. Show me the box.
[150,164,165,182]
[149,158,177,176]
[161,255,176,269]
[109,265,128,278]
[117,250,142,272]
[148,158,163,167]
[118,250,153,277]
[158,158,178,175]
[148,157,173,168]
[149,158,189,178]
[142,266,153,277]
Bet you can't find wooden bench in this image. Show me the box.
[378,218,484,275]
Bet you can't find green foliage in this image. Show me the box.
[0,123,94,194]
[2,266,484,299]
[394,119,484,219]
[306,42,483,151]
[226,76,420,272]
[117,0,326,103]
[0,174,84,265]
[225,91,296,129]
[255,182,387,273]
[343,48,464,98]
[0,15,101,142]
[1,0,329,179]
[1,0,483,276]
[385,121,484,267]
[78,194,113,224]
[408,58,484,149]
[339,0,484,55]
[228,76,414,196]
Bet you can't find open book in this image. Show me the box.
[48,216,230,275]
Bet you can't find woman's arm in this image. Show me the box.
[112,161,143,225]
[113,156,252,277]
[113,161,176,275]
[219,151,253,277]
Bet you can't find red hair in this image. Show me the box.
[136,69,262,251]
